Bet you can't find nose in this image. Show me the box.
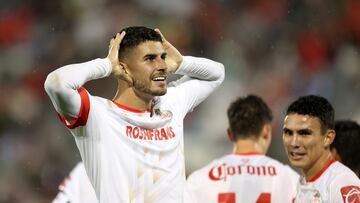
[290,134,299,147]
[156,58,167,72]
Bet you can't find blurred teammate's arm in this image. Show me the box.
[52,163,98,203]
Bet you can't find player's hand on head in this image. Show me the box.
[155,28,183,74]
[107,31,132,85]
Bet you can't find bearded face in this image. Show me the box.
[124,41,168,96]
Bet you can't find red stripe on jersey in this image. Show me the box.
[57,87,90,129]
[308,159,336,182]
[111,100,148,113]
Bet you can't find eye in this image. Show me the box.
[161,53,167,60]
[283,128,293,136]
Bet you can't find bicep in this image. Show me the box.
[172,76,221,115]
[45,71,81,118]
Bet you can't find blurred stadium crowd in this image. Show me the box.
[0,0,360,202]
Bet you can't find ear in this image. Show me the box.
[261,124,272,140]
[119,61,129,73]
[227,128,235,142]
[119,61,133,85]
[324,129,335,148]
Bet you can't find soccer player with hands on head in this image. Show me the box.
[45,26,224,203]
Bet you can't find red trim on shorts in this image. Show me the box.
[57,87,90,129]
[233,152,262,156]
[111,100,148,113]
[308,159,336,182]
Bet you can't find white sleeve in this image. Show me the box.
[329,173,360,202]
[170,56,225,116]
[44,58,112,118]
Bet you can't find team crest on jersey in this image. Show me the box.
[341,185,360,203]
[153,109,173,120]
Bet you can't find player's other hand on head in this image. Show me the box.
[107,31,132,85]
[155,28,183,74]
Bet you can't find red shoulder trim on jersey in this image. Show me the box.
[57,87,90,129]
[111,100,147,113]
[341,185,360,203]
[308,159,336,182]
[233,152,263,156]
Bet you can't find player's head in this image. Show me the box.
[117,26,167,96]
[282,95,335,173]
[118,26,163,59]
[332,120,360,177]
[227,95,273,152]
[285,95,335,134]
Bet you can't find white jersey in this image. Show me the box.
[294,160,360,203]
[52,162,98,203]
[185,153,299,203]
[44,56,224,203]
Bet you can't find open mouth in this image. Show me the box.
[152,76,167,83]
[290,152,306,160]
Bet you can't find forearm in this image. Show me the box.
[175,56,225,83]
[44,58,112,117]
[170,56,225,114]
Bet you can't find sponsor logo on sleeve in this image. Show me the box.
[341,185,360,203]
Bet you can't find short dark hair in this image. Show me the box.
[118,26,162,58]
[227,95,273,140]
[286,95,334,133]
[332,120,360,176]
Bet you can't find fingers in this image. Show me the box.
[111,31,126,50]
[109,38,115,49]
[107,31,126,64]
[154,28,167,42]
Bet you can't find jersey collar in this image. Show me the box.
[233,152,263,156]
[307,159,336,182]
[112,100,148,113]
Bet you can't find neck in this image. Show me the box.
[303,151,333,181]
[113,81,153,111]
[233,139,265,155]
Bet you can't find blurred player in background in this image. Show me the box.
[52,162,98,203]
[282,95,360,202]
[331,120,360,177]
[186,95,299,203]
[44,26,224,202]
